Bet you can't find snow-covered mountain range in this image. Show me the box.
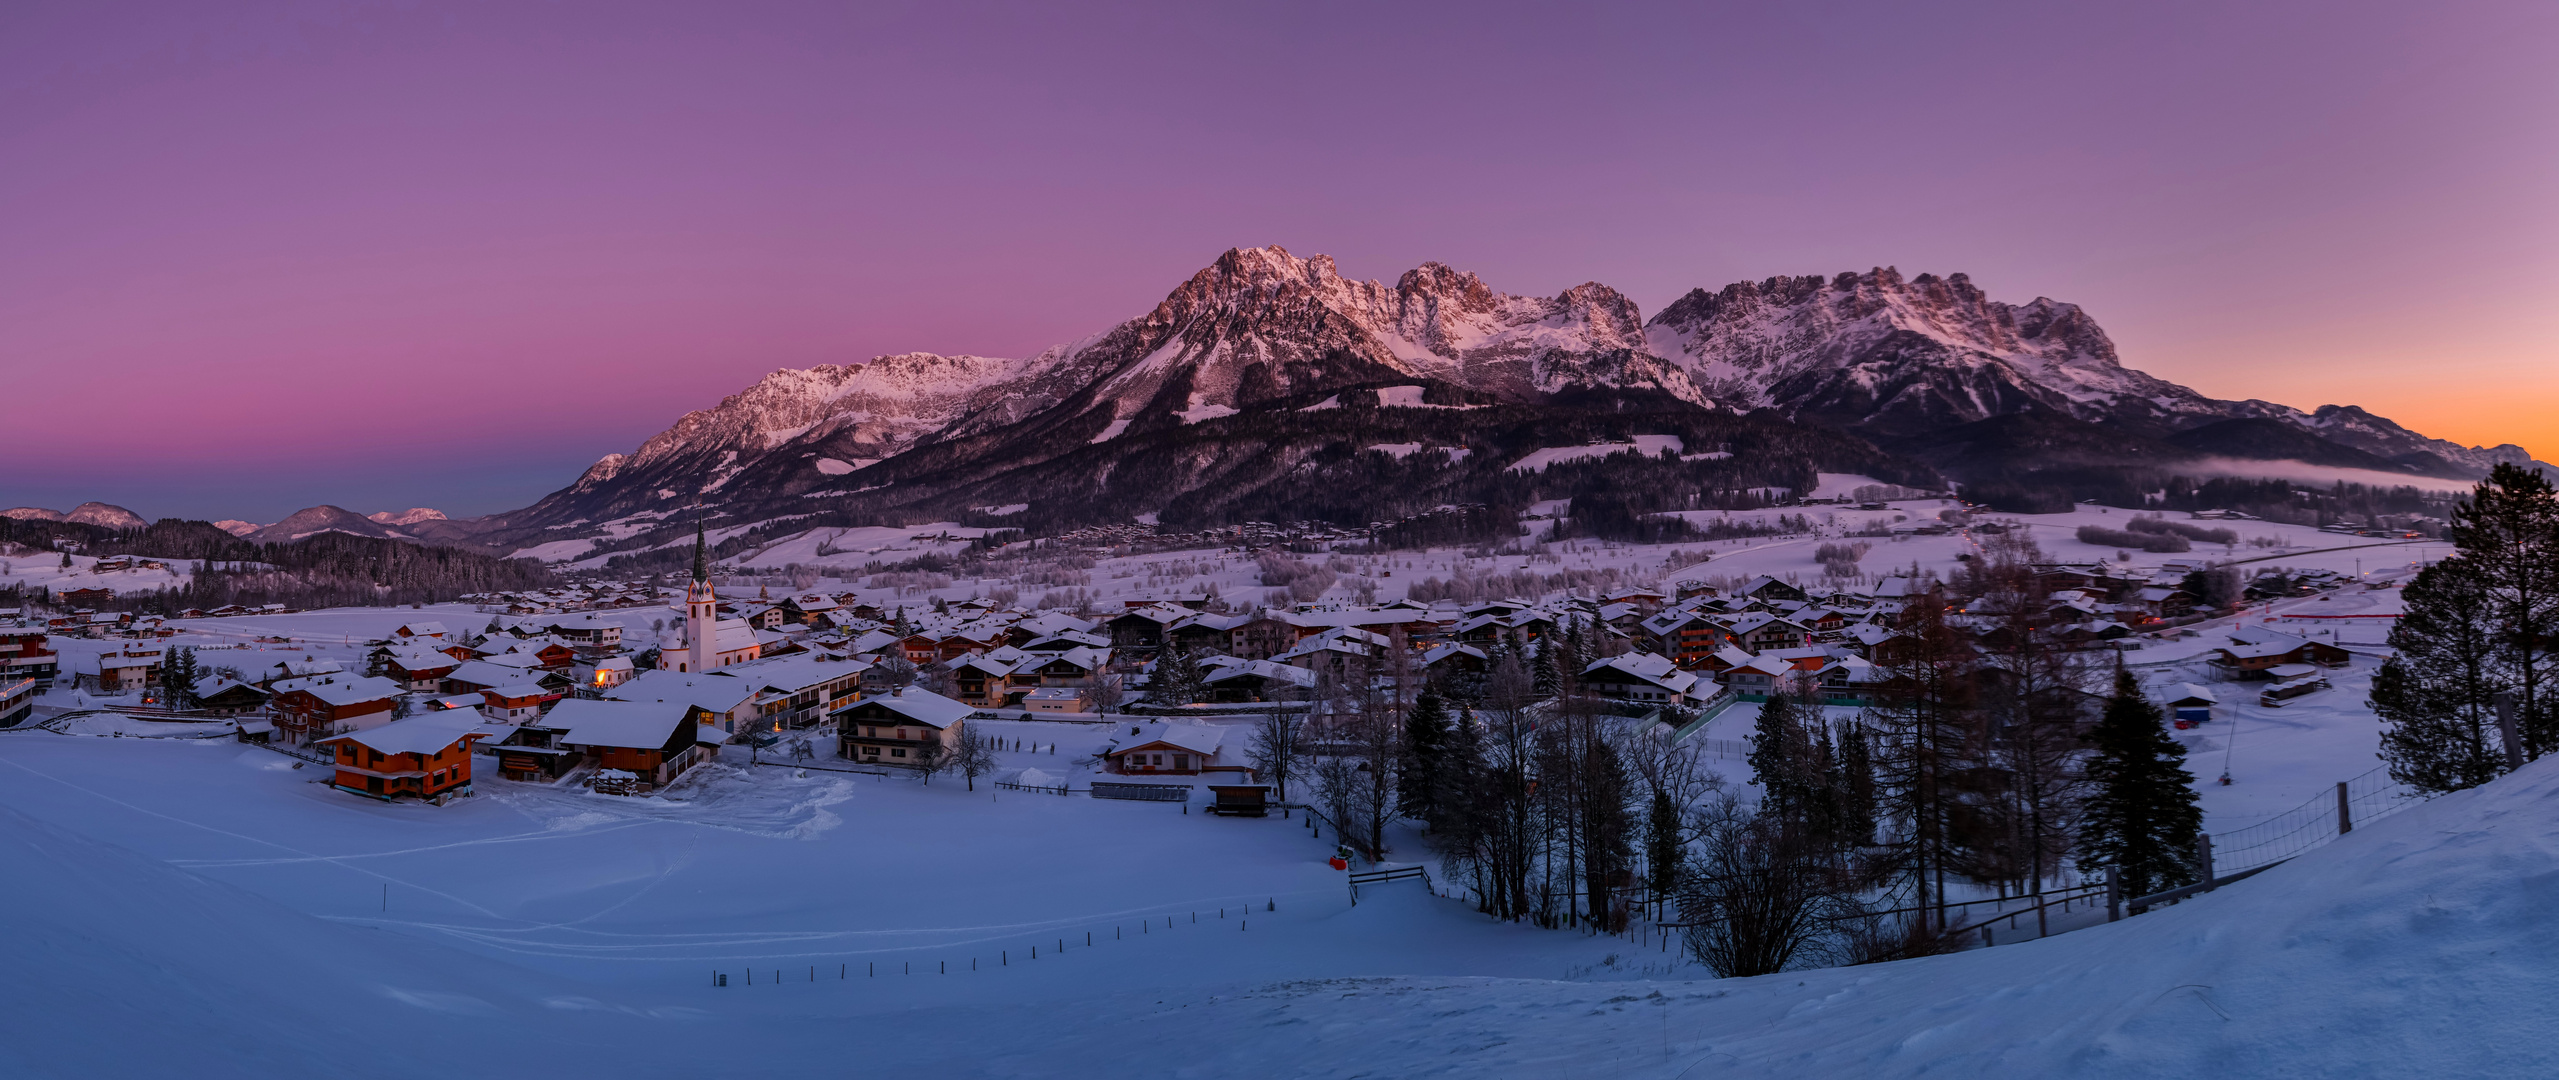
[448,247,2540,548]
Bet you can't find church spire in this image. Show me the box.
[691,519,709,584]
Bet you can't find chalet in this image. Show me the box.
[479,683,560,724]
[1223,614,1302,660]
[536,614,624,648]
[547,698,726,789]
[382,647,463,693]
[95,646,164,694]
[391,621,450,640]
[1414,642,1487,677]
[1274,629,1382,677]
[779,592,840,626]
[1722,612,1811,652]
[267,674,405,744]
[1019,646,1109,688]
[1838,623,1900,658]
[1165,612,1250,656]
[833,687,971,768]
[1640,611,1722,669]
[1737,576,1808,604]
[1605,587,1667,614]
[1,622,61,683]
[1811,656,1889,706]
[2131,587,2194,620]
[58,587,114,607]
[2204,632,2347,678]
[1106,605,1191,653]
[949,655,1020,708]
[1103,721,1248,779]
[1200,658,1316,703]
[1722,654,1800,701]
[318,715,489,802]
[190,676,271,718]
[1580,653,1699,706]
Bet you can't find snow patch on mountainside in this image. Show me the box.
[1508,436,1685,473]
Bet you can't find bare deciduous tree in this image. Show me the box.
[1246,705,1304,803]
[948,724,999,791]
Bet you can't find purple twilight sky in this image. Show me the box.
[3,0,2553,522]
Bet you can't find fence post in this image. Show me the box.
[2336,781,2352,835]
[2105,866,2120,922]
[2195,834,2215,892]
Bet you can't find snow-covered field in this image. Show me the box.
[0,550,197,595]
[5,707,2554,1077]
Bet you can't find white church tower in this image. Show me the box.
[682,522,717,673]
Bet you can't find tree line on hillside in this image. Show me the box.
[0,519,555,614]
[1966,468,2458,527]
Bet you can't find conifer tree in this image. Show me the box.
[2372,559,2509,792]
[1150,646,1204,706]
[2077,670,2204,897]
[159,646,201,709]
[1836,718,1878,846]
[1397,691,1452,824]
[1531,636,1560,699]
[1747,689,1812,820]
[1645,785,1681,898]
[2448,463,2559,759]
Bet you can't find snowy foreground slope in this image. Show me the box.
[3,737,2554,1078]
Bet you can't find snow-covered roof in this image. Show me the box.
[1202,658,1316,688]
[317,714,487,756]
[1111,721,1224,756]
[271,674,404,706]
[544,698,699,750]
[841,687,973,728]
[2168,683,2218,705]
[611,670,759,714]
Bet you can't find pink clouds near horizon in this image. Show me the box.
[3,0,2553,522]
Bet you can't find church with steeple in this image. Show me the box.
[659,522,763,672]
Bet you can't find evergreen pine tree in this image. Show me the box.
[159,646,201,709]
[1150,646,1204,706]
[1838,718,1878,846]
[2078,670,2204,897]
[2447,463,2559,759]
[1747,690,1810,819]
[1432,703,1490,870]
[1804,716,1846,848]
[1397,691,1451,824]
[1645,785,1681,898]
[1531,636,1560,699]
[2372,559,2509,792]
